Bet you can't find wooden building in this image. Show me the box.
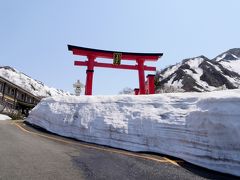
[0,76,41,116]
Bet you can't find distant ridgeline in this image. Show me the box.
[0,76,41,116]
[155,48,240,93]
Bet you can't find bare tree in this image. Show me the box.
[119,87,134,95]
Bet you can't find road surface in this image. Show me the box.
[0,120,237,180]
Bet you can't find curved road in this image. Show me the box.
[0,120,237,180]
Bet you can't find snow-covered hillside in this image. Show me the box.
[156,48,240,92]
[0,66,69,97]
[214,48,240,75]
[27,90,240,176]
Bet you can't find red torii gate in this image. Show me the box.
[68,45,163,95]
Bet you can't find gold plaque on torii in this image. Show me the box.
[113,53,122,65]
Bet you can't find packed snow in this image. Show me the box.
[27,90,240,176]
[0,114,11,120]
[184,58,217,91]
[161,63,182,79]
[219,59,240,75]
[0,66,69,97]
[215,53,227,62]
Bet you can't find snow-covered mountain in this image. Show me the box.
[213,48,240,75]
[156,48,240,92]
[0,66,69,97]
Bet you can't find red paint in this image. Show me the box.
[68,45,163,95]
[134,88,140,95]
[85,56,95,95]
[74,61,156,71]
[137,59,146,94]
[146,75,155,94]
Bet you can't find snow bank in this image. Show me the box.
[0,114,11,120]
[26,90,240,176]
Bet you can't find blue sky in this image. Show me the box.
[1,0,240,95]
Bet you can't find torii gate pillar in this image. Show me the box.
[85,55,95,95]
[137,59,146,94]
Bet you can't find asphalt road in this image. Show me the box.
[0,120,237,180]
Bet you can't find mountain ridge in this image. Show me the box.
[156,48,240,93]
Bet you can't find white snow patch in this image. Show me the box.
[232,54,238,59]
[192,86,204,92]
[185,57,203,69]
[215,53,227,61]
[206,61,222,72]
[0,114,11,120]
[171,78,183,88]
[161,64,181,79]
[27,90,240,176]
[0,67,69,97]
[183,58,216,91]
[219,59,240,75]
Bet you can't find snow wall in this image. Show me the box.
[26,90,240,176]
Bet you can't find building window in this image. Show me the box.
[21,94,25,100]
[26,96,31,103]
[11,89,15,96]
[7,87,10,94]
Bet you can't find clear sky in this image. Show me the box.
[1,0,240,95]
